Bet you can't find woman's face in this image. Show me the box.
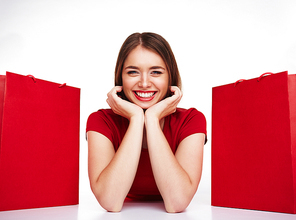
[122,45,169,109]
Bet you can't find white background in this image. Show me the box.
[1,0,296,219]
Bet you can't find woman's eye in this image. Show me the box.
[151,71,162,75]
[127,71,139,75]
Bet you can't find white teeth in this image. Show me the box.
[136,92,155,98]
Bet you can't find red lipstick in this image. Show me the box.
[133,91,156,102]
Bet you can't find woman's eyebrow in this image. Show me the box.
[125,66,139,70]
[150,66,165,70]
[124,65,165,70]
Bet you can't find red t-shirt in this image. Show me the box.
[86,108,207,199]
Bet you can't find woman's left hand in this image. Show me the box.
[145,86,182,121]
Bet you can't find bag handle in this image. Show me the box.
[27,75,67,88]
[27,75,37,83]
[234,72,274,87]
[234,79,246,87]
[257,72,274,82]
[59,83,67,88]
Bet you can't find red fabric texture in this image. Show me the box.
[0,72,80,211]
[86,107,206,199]
[212,71,296,214]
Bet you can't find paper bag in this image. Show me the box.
[212,71,296,214]
[0,72,80,211]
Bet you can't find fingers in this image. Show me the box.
[107,86,122,98]
[107,86,122,101]
[165,86,182,107]
[114,86,123,94]
[106,86,122,110]
[106,86,144,120]
[145,86,182,120]
[167,86,182,113]
[170,86,182,99]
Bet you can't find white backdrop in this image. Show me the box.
[1,0,296,209]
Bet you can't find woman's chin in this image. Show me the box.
[138,104,152,110]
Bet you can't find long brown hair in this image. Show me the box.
[114,32,182,100]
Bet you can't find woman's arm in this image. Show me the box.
[145,118,205,213]
[87,86,144,212]
[145,87,205,213]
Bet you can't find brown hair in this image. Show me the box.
[114,32,182,100]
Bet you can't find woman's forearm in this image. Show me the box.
[145,116,198,213]
[90,115,144,212]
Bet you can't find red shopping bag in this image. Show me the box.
[0,72,80,211]
[212,71,296,214]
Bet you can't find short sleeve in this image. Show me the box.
[178,108,207,144]
[86,109,128,149]
[86,110,114,143]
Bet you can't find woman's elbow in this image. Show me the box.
[165,202,189,213]
[90,184,124,212]
[163,187,198,213]
[164,197,191,213]
[100,200,123,212]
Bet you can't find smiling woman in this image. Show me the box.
[121,45,169,109]
[86,32,207,213]
[114,33,182,101]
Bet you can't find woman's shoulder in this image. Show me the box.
[87,108,125,127]
[86,109,127,146]
[90,108,114,116]
[86,108,128,136]
[88,108,119,120]
[174,107,206,119]
[171,107,207,129]
[165,107,207,145]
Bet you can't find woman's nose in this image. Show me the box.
[138,74,151,88]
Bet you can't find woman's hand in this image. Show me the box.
[145,86,182,121]
[106,86,144,120]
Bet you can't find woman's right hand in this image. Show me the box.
[106,86,144,120]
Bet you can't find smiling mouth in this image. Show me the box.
[133,91,157,101]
